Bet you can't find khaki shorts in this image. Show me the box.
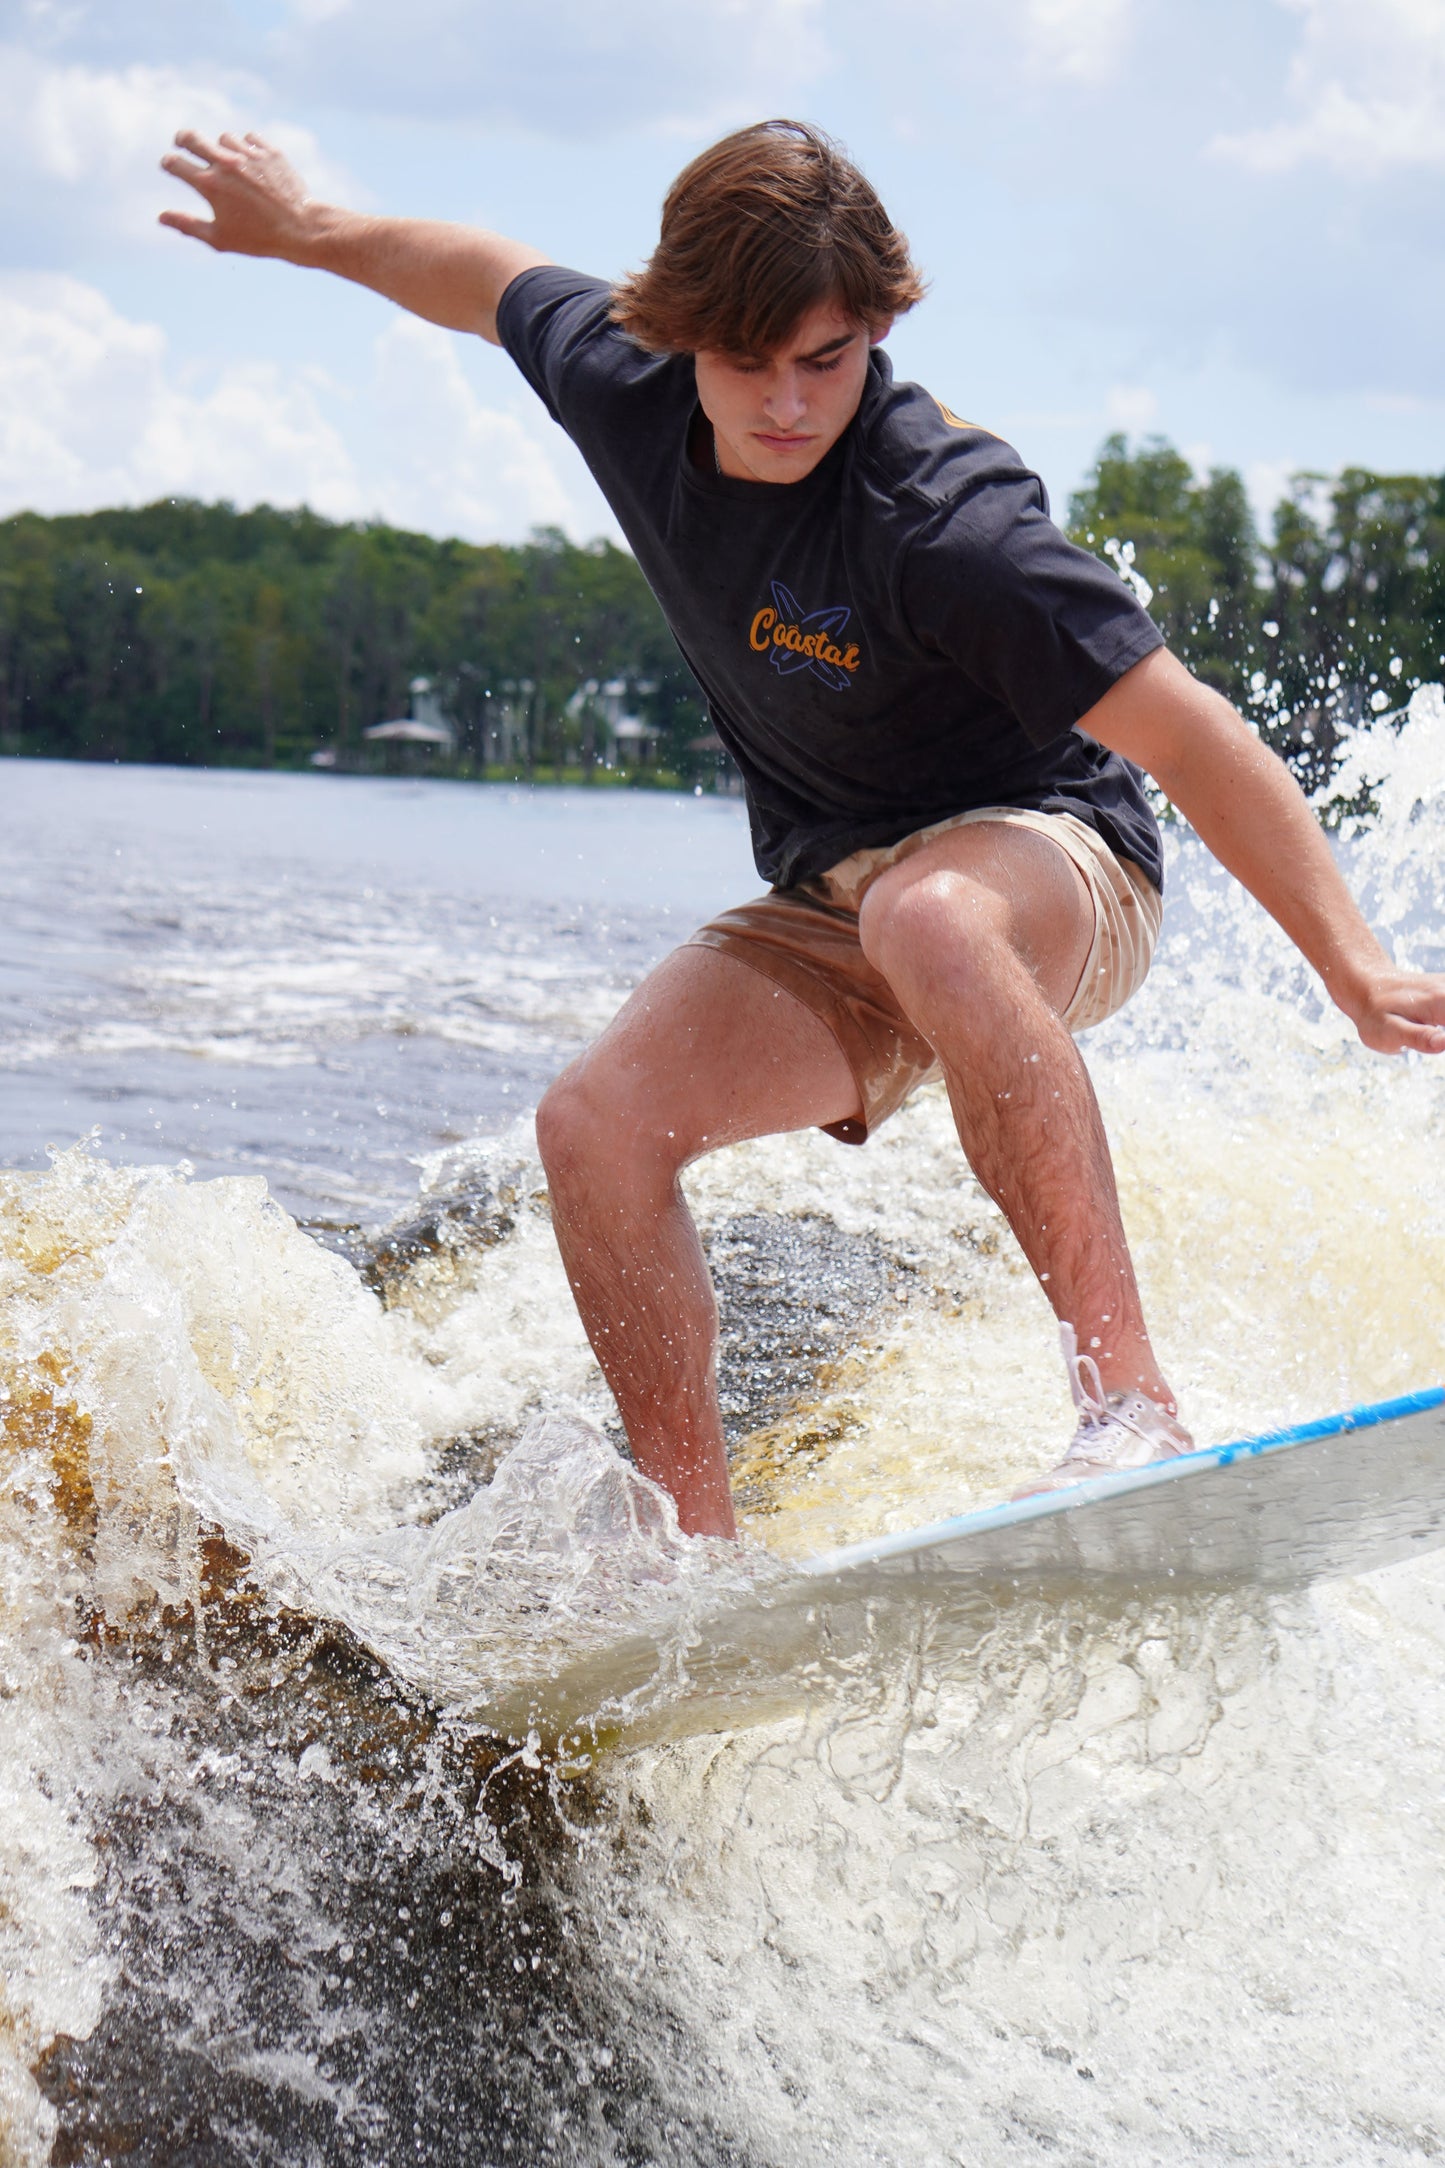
[688,806,1162,1144]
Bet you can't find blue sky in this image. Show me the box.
[2,0,1443,545]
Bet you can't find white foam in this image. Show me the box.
[0,1475,108,2163]
[582,1564,1445,2164]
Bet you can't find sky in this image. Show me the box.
[2,0,1443,548]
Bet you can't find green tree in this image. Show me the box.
[1068,433,1263,706]
[1067,434,1445,798]
[1264,469,1445,787]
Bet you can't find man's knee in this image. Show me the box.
[535,1056,683,1197]
[859,867,1010,993]
[536,1063,604,1188]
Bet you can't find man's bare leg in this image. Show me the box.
[859,821,1175,1412]
[535,946,860,1537]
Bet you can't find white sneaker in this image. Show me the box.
[1014,1324,1194,1498]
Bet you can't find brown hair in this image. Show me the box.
[611,119,926,357]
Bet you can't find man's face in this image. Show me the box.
[694,298,882,485]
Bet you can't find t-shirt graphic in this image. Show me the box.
[753,580,861,693]
[497,266,1165,893]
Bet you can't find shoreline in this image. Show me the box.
[0,747,743,795]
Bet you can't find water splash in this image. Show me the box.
[1332,683,1445,966]
[7,703,1445,2160]
[260,1412,783,1735]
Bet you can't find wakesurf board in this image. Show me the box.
[799,1384,1445,1603]
[525,1388,1445,1747]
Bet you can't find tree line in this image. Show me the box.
[1068,436,1445,795]
[0,501,709,783]
[2,442,1442,792]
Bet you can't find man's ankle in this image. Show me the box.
[1090,1348,1176,1415]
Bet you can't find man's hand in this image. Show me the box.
[160,130,319,260]
[1337,968,1445,1057]
[158,127,551,341]
[1081,646,1445,1058]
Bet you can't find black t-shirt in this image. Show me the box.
[497,266,1164,892]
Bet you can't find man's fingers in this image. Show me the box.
[1396,1019,1445,1055]
[1351,970,1445,1055]
[172,127,227,165]
[160,150,212,186]
[1365,1013,1445,1056]
[157,209,216,245]
[161,122,310,257]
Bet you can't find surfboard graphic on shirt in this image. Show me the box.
[746,580,863,692]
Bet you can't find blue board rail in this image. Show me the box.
[802,1384,1445,1590]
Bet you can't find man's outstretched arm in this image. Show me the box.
[159,130,551,344]
[1081,646,1445,1057]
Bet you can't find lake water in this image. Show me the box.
[0,761,756,1222]
[5,724,1445,2166]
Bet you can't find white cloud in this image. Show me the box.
[0,272,356,512]
[1023,0,1134,84]
[274,0,830,135]
[1364,387,1442,414]
[366,314,588,539]
[1213,0,1445,174]
[1245,456,1300,532]
[0,42,354,250]
[838,0,1136,106]
[0,273,617,542]
[1105,382,1160,432]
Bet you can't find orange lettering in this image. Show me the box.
[748,610,863,677]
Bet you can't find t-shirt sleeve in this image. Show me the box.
[901,477,1164,749]
[495,264,632,429]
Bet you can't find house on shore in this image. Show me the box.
[565,678,662,769]
[362,678,455,770]
[312,677,455,772]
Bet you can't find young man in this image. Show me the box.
[163,119,1445,1540]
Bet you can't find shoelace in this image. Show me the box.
[1060,1320,1113,1442]
[1058,1318,1188,1473]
